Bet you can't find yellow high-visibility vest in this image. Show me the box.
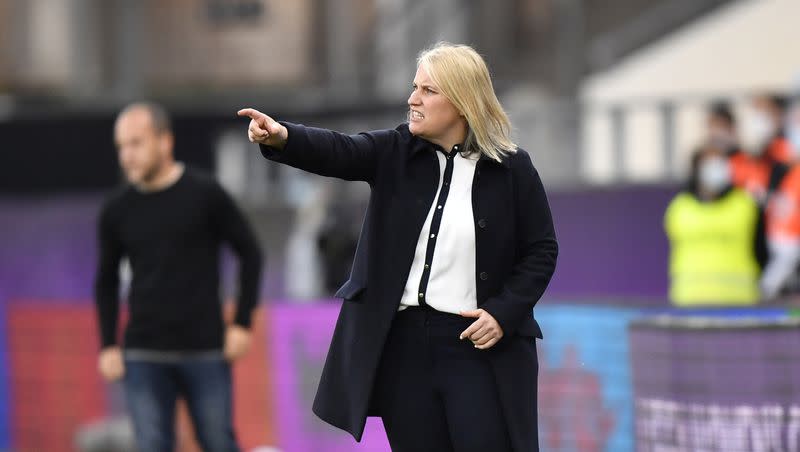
[664,188,760,305]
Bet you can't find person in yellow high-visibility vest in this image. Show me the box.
[665,145,762,306]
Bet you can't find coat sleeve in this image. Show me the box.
[480,150,558,337]
[259,122,396,184]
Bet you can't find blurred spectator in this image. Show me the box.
[317,198,363,295]
[760,96,800,299]
[761,173,800,299]
[729,99,789,205]
[723,94,800,300]
[724,100,786,273]
[787,96,800,165]
[706,102,740,154]
[94,102,263,451]
[665,145,761,306]
[285,179,328,301]
[743,94,792,164]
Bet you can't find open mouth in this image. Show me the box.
[410,110,424,121]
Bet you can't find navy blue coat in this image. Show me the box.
[260,122,558,451]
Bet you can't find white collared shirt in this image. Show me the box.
[399,146,479,313]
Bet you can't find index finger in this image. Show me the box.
[237,108,265,121]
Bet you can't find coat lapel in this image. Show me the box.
[382,147,441,309]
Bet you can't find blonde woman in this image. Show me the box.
[239,42,557,452]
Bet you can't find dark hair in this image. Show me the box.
[686,148,704,195]
[117,101,173,134]
[771,95,789,112]
[759,93,789,113]
[709,101,735,127]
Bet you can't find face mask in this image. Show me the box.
[788,125,800,158]
[698,157,731,193]
[743,112,776,152]
[787,105,800,157]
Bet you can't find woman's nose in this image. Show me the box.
[408,90,420,106]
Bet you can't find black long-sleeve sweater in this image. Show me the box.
[94,168,263,351]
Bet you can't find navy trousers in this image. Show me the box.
[373,306,513,452]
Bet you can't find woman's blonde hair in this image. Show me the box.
[417,42,517,162]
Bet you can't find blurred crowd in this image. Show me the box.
[665,93,800,306]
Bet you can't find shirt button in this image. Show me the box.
[478,219,487,228]
[424,264,430,269]
[430,234,435,238]
[437,205,442,209]
[419,293,424,298]
[480,272,489,281]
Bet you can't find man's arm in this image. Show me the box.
[94,205,126,381]
[94,206,124,348]
[211,182,264,329]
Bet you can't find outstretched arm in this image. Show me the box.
[238,108,387,183]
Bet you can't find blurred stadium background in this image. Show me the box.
[1,0,800,451]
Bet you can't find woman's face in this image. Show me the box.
[696,147,731,193]
[407,64,466,147]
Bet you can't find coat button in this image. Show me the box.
[478,219,487,229]
[480,272,489,281]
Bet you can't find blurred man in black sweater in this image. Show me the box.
[94,102,263,452]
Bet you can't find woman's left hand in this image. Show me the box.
[459,309,504,350]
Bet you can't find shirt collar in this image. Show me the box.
[408,137,510,168]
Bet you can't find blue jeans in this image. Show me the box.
[123,355,240,452]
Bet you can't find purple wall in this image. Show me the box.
[546,186,674,302]
[0,197,99,301]
[0,185,677,304]
[0,196,276,303]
